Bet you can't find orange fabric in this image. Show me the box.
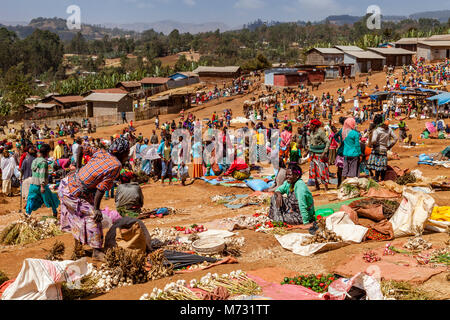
[364,147,372,161]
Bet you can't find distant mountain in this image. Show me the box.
[102,20,232,34]
[0,20,28,26]
[1,17,137,40]
[321,11,450,25]
[410,10,450,22]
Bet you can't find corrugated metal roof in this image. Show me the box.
[334,45,364,52]
[117,81,141,88]
[344,51,385,59]
[52,95,85,104]
[84,93,129,102]
[418,40,450,47]
[179,72,199,78]
[92,88,127,94]
[426,34,450,41]
[193,66,241,73]
[140,77,170,84]
[35,103,58,109]
[309,48,343,54]
[394,37,427,44]
[367,47,415,55]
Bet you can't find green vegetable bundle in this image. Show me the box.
[281,274,336,293]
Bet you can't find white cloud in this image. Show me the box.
[234,0,265,9]
[183,0,196,6]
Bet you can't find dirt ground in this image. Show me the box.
[1,68,449,300]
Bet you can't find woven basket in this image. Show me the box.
[192,237,225,255]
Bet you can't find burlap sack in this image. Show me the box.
[115,223,147,252]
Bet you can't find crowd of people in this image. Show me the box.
[0,60,448,262]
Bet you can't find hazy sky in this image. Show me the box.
[1,0,449,27]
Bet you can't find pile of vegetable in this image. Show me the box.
[381,280,432,300]
[147,249,174,280]
[0,216,63,246]
[338,178,379,200]
[281,274,336,293]
[220,213,271,230]
[43,241,66,261]
[254,220,289,235]
[174,224,207,235]
[302,218,343,245]
[229,194,271,206]
[140,270,261,300]
[403,236,432,251]
[104,247,149,284]
[396,173,417,186]
[363,250,381,263]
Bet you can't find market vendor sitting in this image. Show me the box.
[218,151,250,180]
[115,169,144,215]
[269,163,315,225]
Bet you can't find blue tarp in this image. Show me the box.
[427,92,450,105]
[370,91,390,100]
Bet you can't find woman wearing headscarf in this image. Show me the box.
[26,144,60,217]
[342,117,362,178]
[307,119,331,191]
[115,170,144,215]
[269,163,315,225]
[58,137,129,261]
[279,126,292,163]
[367,120,398,181]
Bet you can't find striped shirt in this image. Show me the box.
[67,146,121,198]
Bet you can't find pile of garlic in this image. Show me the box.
[149,227,179,243]
[85,263,134,292]
[221,214,271,229]
[225,236,245,248]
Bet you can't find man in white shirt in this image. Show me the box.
[71,137,81,163]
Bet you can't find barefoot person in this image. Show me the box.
[269,163,315,225]
[58,137,129,261]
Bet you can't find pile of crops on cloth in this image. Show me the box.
[140,270,261,300]
[301,218,343,245]
[337,178,379,200]
[62,247,150,299]
[0,216,62,246]
[275,212,368,256]
[228,193,271,206]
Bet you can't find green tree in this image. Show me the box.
[0,63,33,115]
